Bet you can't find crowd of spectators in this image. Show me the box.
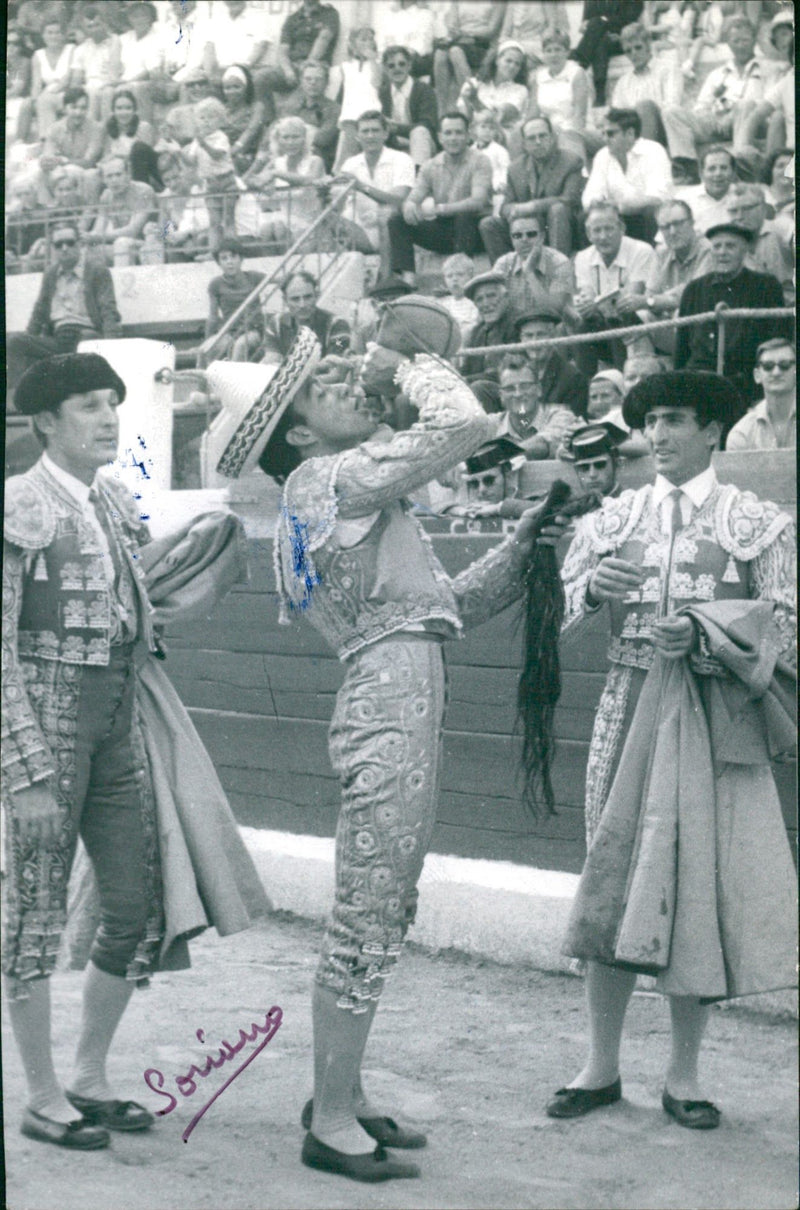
[6,0,795,480]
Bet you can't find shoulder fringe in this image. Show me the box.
[714,483,793,561]
[581,486,650,553]
[3,475,55,551]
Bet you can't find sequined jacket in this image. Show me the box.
[275,355,533,660]
[2,458,157,795]
[560,479,796,673]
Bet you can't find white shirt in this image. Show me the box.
[726,399,796,451]
[674,183,733,237]
[696,58,765,113]
[42,453,114,576]
[211,5,268,70]
[119,27,164,81]
[652,466,717,535]
[339,146,415,235]
[376,3,437,56]
[574,236,657,303]
[390,76,414,126]
[609,60,678,111]
[582,138,674,214]
[764,72,795,150]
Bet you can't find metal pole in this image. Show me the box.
[715,303,727,376]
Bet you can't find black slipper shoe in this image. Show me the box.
[66,1092,154,1132]
[301,1098,427,1148]
[662,1089,721,1130]
[546,1077,622,1119]
[21,1108,110,1150]
[301,1132,421,1182]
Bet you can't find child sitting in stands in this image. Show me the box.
[181,96,239,244]
[439,253,480,343]
[470,109,510,215]
[203,236,266,365]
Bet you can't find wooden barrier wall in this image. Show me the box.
[164,453,796,875]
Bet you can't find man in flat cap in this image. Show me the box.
[675,223,790,416]
[460,271,518,382]
[547,370,797,1132]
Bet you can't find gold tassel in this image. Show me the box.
[34,553,48,581]
[722,555,740,583]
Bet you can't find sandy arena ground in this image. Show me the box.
[3,913,797,1210]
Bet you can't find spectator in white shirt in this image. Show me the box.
[335,110,416,274]
[69,4,121,122]
[375,1,437,77]
[609,22,681,145]
[566,201,657,377]
[582,108,674,244]
[662,15,766,179]
[118,1,164,120]
[726,338,796,451]
[206,1,270,83]
[641,199,714,355]
[675,144,737,236]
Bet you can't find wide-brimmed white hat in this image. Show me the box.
[209,327,321,478]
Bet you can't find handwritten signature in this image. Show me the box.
[143,1006,283,1142]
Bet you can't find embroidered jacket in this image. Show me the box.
[2,458,157,795]
[275,355,533,660]
[561,479,796,673]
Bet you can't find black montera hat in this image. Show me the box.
[464,436,526,475]
[622,370,743,431]
[567,422,628,461]
[15,353,127,415]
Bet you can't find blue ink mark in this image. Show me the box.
[283,507,321,611]
[138,435,147,449]
[139,513,151,521]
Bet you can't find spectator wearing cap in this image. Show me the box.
[387,112,492,285]
[494,352,576,458]
[492,212,574,318]
[480,116,583,260]
[378,45,438,168]
[726,338,796,451]
[459,438,528,509]
[459,272,519,382]
[266,0,341,93]
[608,23,680,145]
[675,222,789,414]
[725,183,794,305]
[566,201,657,380]
[641,200,714,356]
[586,369,624,420]
[281,60,341,172]
[7,222,122,401]
[259,269,351,364]
[662,16,766,181]
[515,309,589,419]
[582,108,674,245]
[560,422,628,497]
[675,145,737,239]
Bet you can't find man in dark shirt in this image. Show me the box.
[570,0,645,107]
[516,309,589,418]
[281,60,341,171]
[460,272,519,382]
[260,269,350,361]
[268,0,340,92]
[675,223,790,417]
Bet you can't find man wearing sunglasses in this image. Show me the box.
[7,222,121,406]
[378,45,438,166]
[726,338,796,450]
[492,212,574,317]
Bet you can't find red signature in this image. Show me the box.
[143,1006,283,1141]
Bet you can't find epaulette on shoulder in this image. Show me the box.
[3,476,55,551]
[585,486,648,550]
[717,484,793,561]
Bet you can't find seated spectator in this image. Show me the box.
[379,45,438,167]
[480,115,583,259]
[726,337,796,450]
[457,41,531,124]
[681,0,731,83]
[675,144,737,236]
[586,368,625,420]
[662,15,766,182]
[622,351,664,394]
[259,269,350,363]
[161,68,216,145]
[675,222,789,414]
[220,65,272,176]
[203,237,266,365]
[459,439,527,510]
[493,213,574,317]
[245,116,326,244]
[470,110,510,215]
[267,0,341,92]
[117,0,162,120]
[69,3,121,122]
[376,2,436,78]
[493,352,576,458]
[331,27,384,170]
[180,97,239,244]
[86,154,158,265]
[7,221,122,397]
[499,3,571,68]
[47,167,87,227]
[159,1,215,93]
[206,1,271,83]
[459,272,520,381]
[528,29,597,165]
[439,253,480,343]
[566,201,657,377]
[560,422,628,497]
[569,0,645,108]
[433,1,505,114]
[6,179,49,272]
[7,23,34,144]
[282,59,341,172]
[31,12,76,137]
[725,183,794,305]
[581,107,674,244]
[335,110,415,268]
[740,11,794,159]
[102,89,160,189]
[387,111,492,286]
[515,308,589,418]
[641,199,714,354]
[609,22,681,144]
[156,152,212,261]
[763,148,794,215]
[42,86,104,175]
[347,273,414,354]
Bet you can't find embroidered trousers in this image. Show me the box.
[316,636,446,1011]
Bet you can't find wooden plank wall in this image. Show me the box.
[164,452,796,875]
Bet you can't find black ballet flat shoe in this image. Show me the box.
[662,1089,721,1130]
[21,1107,110,1150]
[546,1077,622,1119]
[66,1092,154,1132]
[301,1098,427,1148]
[301,1132,421,1182]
